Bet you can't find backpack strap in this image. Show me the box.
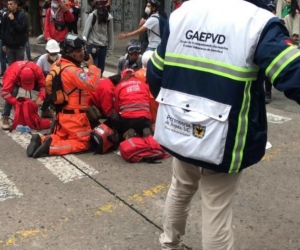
[92,13,96,27]
[150,15,161,38]
[58,64,77,96]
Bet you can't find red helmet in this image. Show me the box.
[121,69,135,78]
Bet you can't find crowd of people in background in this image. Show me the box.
[1,0,300,249]
[0,0,298,139]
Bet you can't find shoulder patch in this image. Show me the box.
[78,72,88,81]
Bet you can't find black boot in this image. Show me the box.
[26,134,41,157]
[33,137,52,158]
[265,91,272,104]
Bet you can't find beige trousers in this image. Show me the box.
[160,157,242,250]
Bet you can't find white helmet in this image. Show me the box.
[142,50,154,68]
[46,39,60,53]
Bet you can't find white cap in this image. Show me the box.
[142,50,154,68]
[46,39,60,53]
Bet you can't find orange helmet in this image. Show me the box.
[135,68,146,82]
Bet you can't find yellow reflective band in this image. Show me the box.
[229,81,251,173]
[150,50,165,71]
[164,53,258,81]
[266,46,300,83]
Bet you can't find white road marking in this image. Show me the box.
[267,112,292,124]
[4,131,98,183]
[266,142,272,150]
[0,170,23,202]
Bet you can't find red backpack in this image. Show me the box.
[119,135,170,163]
[10,97,51,132]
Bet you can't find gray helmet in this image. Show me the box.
[62,33,85,52]
[126,39,141,53]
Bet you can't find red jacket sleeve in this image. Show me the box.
[90,78,115,117]
[1,66,18,105]
[64,9,74,22]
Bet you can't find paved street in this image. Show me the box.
[0,61,300,250]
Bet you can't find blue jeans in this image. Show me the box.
[0,40,7,74]
[6,46,25,66]
[2,85,18,116]
[94,46,107,76]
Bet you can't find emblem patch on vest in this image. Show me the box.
[192,124,205,139]
[79,72,87,80]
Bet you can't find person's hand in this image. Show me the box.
[35,98,43,107]
[8,12,14,20]
[84,54,94,67]
[118,33,127,39]
[106,49,112,57]
[2,46,6,53]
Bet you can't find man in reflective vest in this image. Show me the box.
[26,33,101,158]
[147,0,300,249]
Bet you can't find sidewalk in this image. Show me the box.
[29,30,140,72]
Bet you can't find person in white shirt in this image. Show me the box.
[118,0,167,51]
[36,39,61,76]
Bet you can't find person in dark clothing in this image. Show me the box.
[139,11,149,54]
[1,0,28,65]
[0,6,7,76]
[68,0,80,34]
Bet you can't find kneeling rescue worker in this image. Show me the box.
[112,68,153,141]
[26,33,101,158]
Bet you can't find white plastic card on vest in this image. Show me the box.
[154,88,231,165]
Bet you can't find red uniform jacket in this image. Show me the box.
[44,8,74,42]
[114,77,152,120]
[90,78,115,117]
[1,61,46,105]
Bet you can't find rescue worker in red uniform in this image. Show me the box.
[112,69,152,140]
[26,33,101,158]
[89,74,121,118]
[1,61,46,130]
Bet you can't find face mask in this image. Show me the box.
[145,7,151,15]
[49,55,58,61]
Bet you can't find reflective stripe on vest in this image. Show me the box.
[120,102,150,112]
[151,50,165,71]
[229,80,252,173]
[266,46,300,84]
[164,53,258,81]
